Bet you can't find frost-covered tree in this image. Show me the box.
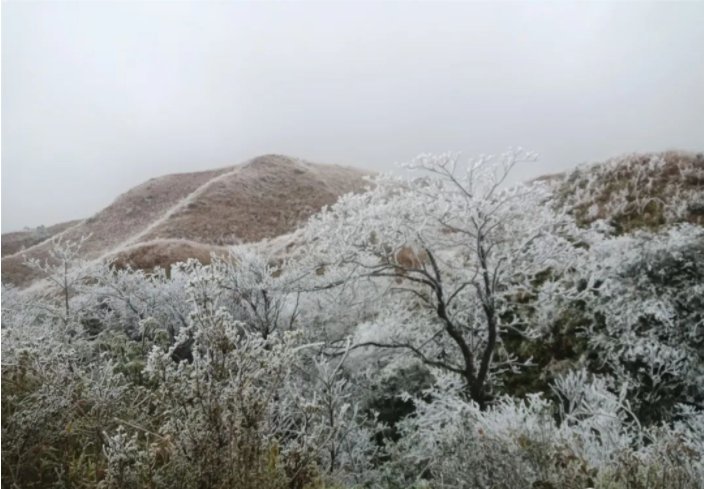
[23,236,96,325]
[209,248,302,339]
[285,344,384,486]
[304,150,579,406]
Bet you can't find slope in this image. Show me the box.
[2,155,371,287]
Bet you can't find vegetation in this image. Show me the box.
[556,151,704,233]
[2,151,703,488]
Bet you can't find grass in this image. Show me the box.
[2,155,370,287]
[556,151,704,234]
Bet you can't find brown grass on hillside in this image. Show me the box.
[1,167,231,286]
[0,254,47,288]
[2,155,371,286]
[59,167,232,257]
[138,155,370,245]
[110,239,228,274]
[1,220,82,257]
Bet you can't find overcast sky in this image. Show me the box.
[2,1,703,231]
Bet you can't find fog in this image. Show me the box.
[2,1,703,231]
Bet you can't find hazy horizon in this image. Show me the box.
[3,1,703,232]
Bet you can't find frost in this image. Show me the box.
[3,150,702,489]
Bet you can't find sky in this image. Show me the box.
[2,1,703,232]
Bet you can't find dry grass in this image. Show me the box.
[59,166,231,257]
[109,239,228,273]
[1,220,82,257]
[2,155,371,287]
[137,154,370,245]
[555,151,704,233]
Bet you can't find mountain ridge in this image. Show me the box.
[1,154,371,287]
[4,150,700,288]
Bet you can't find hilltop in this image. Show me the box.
[1,155,371,287]
[554,150,703,233]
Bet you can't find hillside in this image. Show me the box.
[1,155,371,287]
[1,220,82,257]
[4,151,699,288]
[3,149,703,489]
[554,150,703,233]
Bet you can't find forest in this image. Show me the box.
[2,150,703,489]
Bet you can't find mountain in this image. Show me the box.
[1,155,371,287]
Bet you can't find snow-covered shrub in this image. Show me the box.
[1,319,133,488]
[132,319,303,488]
[283,349,385,488]
[95,255,381,489]
[389,369,702,489]
[557,151,704,233]
[583,224,704,424]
